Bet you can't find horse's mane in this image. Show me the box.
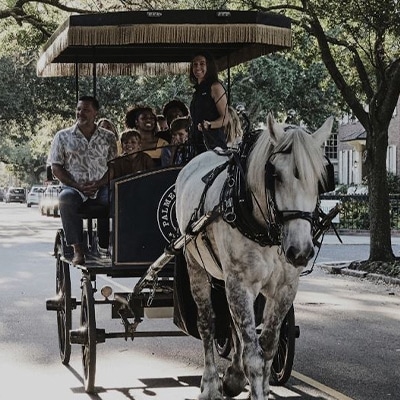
[247,124,327,194]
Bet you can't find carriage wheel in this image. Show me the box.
[214,334,232,358]
[80,276,97,393]
[270,304,296,385]
[56,247,72,365]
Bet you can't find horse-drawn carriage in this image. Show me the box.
[38,9,338,398]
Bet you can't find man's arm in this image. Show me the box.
[52,164,80,190]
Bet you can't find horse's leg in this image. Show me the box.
[225,279,265,399]
[222,322,247,397]
[185,251,222,400]
[259,292,295,397]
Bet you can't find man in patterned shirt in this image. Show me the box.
[49,96,117,265]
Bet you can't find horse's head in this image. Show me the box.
[248,114,334,267]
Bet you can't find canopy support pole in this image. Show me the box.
[92,62,97,98]
[227,54,231,105]
[75,63,79,102]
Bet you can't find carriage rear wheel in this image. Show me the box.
[214,336,232,358]
[80,276,97,393]
[56,246,72,365]
[270,304,297,386]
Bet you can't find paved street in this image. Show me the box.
[0,202,399,399]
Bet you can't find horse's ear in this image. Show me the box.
[267,113,284,144]
[312,116,334,145]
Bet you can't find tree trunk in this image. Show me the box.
[367,123,394,261]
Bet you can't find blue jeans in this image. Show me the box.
[58,186,109,246]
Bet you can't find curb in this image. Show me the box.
[317,263,400,287]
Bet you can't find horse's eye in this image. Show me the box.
[294,167,299,179]
[274,172,282,184]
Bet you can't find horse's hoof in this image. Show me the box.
[198,393,223,400]
[223,381,245,398]
[222,367,247,397]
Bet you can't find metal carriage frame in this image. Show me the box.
[39,9,301,394]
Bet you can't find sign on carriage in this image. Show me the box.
[157,184,179,242]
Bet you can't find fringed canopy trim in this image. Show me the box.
[37,15,292,77]
[65,24,291,47]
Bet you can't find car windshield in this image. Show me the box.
[11,189,24,194]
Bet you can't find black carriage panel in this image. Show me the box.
[112,167,182,270]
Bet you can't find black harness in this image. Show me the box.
[191,128,336,250]
[220,133,282,246]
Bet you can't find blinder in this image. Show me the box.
[318,156,335,194]
[265,155,335,195]
[264,151,334,225]
[265,160,276,192]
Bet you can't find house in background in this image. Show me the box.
[336,99,400,185]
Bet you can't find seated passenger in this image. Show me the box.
[111,129,155,179]
[161,99,190,143]
[157,114,169,134]
[125,105,168,167]
[225,106,244,149]
[161,116,191,166]
[49,96,117,264]
[97,117,121,155]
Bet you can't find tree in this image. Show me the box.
[229,53,343,129]
[243,0,400,261]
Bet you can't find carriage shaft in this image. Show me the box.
[133,208,220,295]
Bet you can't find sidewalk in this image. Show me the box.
[321,233,400,245]
[318,233,400,286]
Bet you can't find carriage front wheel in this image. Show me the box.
[270,304,298,386]
[55,246,72,365]
[80,276,97,393]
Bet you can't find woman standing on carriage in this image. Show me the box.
[189,52,230,154]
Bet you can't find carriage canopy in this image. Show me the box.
[37,9,291,77]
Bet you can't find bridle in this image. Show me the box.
[264,149,316,226]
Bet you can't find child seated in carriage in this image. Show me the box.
[110,129,155,179]
[161,116,191,166]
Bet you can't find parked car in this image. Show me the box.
[0,187,4,202]
[3,187,26,203]
[39,184,62,217]
[26,185,46,207]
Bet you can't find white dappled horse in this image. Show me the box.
[175,114,333,400]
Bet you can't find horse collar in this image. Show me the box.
[221,142,282,247]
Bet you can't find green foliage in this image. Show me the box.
[339,197,370,230]
[362,172,400,194]
[230,53,342,128]
[386,173,400,194]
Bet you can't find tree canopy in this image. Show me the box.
[0,1,342,186]
[1,0,399,263]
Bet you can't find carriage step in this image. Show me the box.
[70,328,106,345]
[295,325,300,338]
[46,296,77,311]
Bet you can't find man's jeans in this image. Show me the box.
[58,186,109,247]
